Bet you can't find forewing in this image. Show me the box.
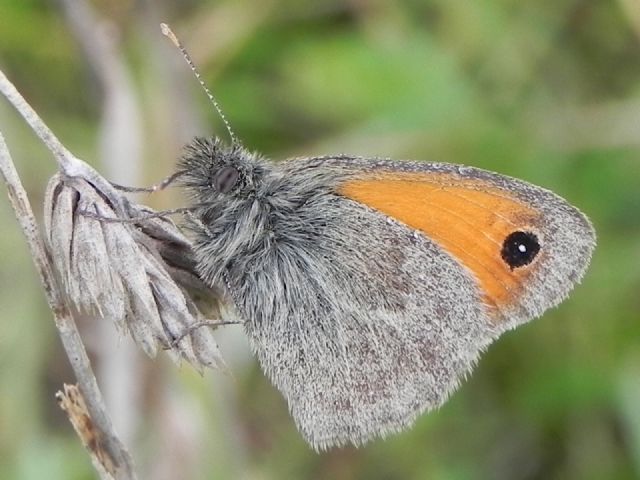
[315,155,596,329]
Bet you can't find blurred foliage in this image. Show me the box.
[1,0,639,479]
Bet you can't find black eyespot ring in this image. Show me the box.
[214,166,240,193]
[501,231,540,269]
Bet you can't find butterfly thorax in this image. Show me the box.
[178,138,346,297]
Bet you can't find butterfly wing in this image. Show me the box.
[307,155,596,328]
[237,156,595,450]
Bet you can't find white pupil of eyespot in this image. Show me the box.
[518,244,527,253]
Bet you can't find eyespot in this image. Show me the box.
[214,166,240,193]
[501,231,540,269]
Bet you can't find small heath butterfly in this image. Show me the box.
[165,24,596,450]
[178,139,595,450]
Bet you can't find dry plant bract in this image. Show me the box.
[43,173,227,371]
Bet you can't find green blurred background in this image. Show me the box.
[1,1,639,479]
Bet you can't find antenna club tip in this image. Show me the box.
[160,23,238,144]
[160,23,179,46]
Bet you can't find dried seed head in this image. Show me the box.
[44,173,227,372]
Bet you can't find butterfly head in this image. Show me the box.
[178,137,270,203]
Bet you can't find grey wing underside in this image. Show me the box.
[242,193,496,450]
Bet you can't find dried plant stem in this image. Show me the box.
[0,69,127,214]
[0,69,74,170]
[0,134,137,479]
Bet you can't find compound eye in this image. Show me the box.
[214,166,240,193]
[501,231,540,269]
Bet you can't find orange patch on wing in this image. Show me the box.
[338,172,540,317]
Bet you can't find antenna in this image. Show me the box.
[160,23,238,145]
